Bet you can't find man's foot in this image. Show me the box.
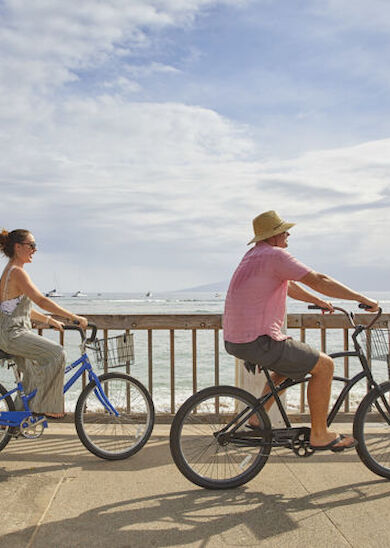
[248,418,260,428]
[310,433,356,452]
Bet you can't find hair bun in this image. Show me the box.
[0,228,9,251]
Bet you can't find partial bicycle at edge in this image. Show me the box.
[0,323,155,460]
[169,304,390,489]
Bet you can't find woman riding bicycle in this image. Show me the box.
[0,229,88,419]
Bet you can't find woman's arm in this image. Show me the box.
[13,267,88,328]
[288,281,334,311]
[31,309,50,324]
[30,309,65,331]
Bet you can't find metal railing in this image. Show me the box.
[35,312,390,417]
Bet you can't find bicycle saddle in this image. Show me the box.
[244,361,263,375]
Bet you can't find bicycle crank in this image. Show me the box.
[292,430,315,458]
[19,416,47,439]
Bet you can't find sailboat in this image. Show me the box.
[72,290,87,297]
[145,291,152,297]
[45,289,64,298]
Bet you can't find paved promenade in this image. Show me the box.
[0,423,389,548]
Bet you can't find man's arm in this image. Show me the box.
[299,272,378,311]
[288,281,334,310]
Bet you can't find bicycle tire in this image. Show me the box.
[0,383,15,451]
[170,385,272,489]
[353,381,390,479]
[75,372,154,460]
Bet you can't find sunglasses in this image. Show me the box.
[22,242,37,250]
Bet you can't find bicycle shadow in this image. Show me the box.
[0,432,173,481]
[2,479,389,547]
[0,430,384,483]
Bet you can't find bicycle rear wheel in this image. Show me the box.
[353,381,390,479]
[170,385,272,489]
[75,372,154,460]
[0,383,15,451]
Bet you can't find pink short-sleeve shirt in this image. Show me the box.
[223,242,312,343]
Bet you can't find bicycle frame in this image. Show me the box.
[220,307,384,439]
[64,354,119,416]
[0,349,119,429]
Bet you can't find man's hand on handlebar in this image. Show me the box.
[314,299,334,313]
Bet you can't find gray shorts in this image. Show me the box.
[225,335,320,380]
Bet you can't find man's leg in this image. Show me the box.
[308,353,354,448]
[249,354,355,448]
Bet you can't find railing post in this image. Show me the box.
[321,327,326,353]
[366,329,372,393]
[103,329,108,397]
[192,329,197,394]
[103,329,108,375]
[214,329,219,387]
[170,330,175,414]
[343,328,349,412]
[126,328,131,412]
[148,329,153,398]
[300,328,306,413]
[214,329,220,414]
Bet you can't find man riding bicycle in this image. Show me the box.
[223,210,378,452]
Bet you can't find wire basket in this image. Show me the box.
[361,326,390,373]
[87,332,134,369]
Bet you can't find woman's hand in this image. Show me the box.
[48,318,65,332]
[72,315,89,330]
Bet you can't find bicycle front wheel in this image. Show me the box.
[0,383,15,451]
[75,372,154,460]
[170,385,272,489]
[354,381,390,479]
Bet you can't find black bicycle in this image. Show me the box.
[169,305,390,489]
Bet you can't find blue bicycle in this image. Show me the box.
[0,324,155,459]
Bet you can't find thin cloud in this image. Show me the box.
[0,0,389,291]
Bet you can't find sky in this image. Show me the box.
[0,0,389,292]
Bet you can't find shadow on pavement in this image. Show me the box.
[2,479,390,547]
[0,433,170,478]
[0,429,383,484]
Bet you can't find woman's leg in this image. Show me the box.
[6,331,66,415]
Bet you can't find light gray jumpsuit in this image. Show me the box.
[0,270,66,414]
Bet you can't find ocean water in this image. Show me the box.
[1,290,389,414]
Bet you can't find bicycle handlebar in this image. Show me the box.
[51,322,98,344]
[307,304,382,330]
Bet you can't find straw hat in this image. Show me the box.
[248,210,295,245]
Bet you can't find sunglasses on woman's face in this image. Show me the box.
[22,242,37,251]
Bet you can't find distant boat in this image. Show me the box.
[72,291,87,297]
[45,289,64,298]
[145,291,152,297]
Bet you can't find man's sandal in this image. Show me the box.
[310,434,357,453]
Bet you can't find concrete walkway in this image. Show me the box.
[1,423,390,547]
